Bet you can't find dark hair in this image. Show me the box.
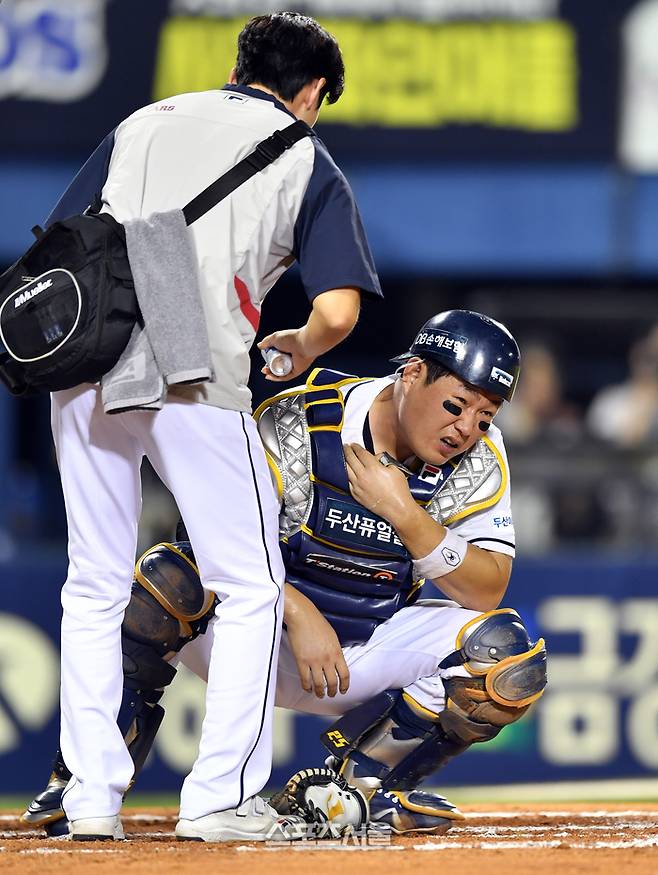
[235,13,345,107]
[421,358,452,385]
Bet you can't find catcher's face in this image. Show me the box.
[397,362,502,466]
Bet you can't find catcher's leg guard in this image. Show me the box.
[368,789,463,834]
[21,689,166,836]
[323,692,464,834]
[21,749,72,834]
[322,609,547,833]
[24,541,216,835]
[120,539,217,782]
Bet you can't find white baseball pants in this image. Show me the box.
[180,599,482,718]
[51,384,284,821]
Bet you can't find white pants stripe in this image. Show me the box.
[52,385,284,821]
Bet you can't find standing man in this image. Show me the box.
[49,13,381,842]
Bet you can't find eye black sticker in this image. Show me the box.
[443,400,462,416]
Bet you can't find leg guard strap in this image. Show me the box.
[321,689,399,758]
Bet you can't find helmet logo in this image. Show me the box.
[415,330,467,357]
[490,366,514,388]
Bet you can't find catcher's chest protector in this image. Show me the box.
[266,368,484,646]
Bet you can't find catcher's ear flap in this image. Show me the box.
[269,767,369,833]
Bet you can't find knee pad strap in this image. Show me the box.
[122,638,177,691]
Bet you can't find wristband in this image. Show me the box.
[412,529,466,580]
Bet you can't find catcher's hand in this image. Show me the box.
[269,768,369,835]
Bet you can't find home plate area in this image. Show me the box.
[1,804,657,875]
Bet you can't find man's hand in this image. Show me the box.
[345,450,512,614]
[257,327,316,381]
[343,443,414,525]
[257,288,360,382]
[285,589,350,698]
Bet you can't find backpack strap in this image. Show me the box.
[182,120,313,225]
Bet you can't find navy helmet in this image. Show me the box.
[391,310,520,402]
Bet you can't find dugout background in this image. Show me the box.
[1,0,657,796]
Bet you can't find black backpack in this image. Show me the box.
[0,119,312,397]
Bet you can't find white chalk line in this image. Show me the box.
[19,847,120,855]
[240,845,405,853]
[463,809,658,819]
[2,810,658,854]
[2,809,657,827]
[455,822,658,834]
[415,838,658,850]
[13,826,658,841]
[0,813,171,823]
[5,836,658,853]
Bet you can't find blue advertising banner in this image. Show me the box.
[1,553,657,793]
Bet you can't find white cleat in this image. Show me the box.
[176,795,306,843]
[68,815,124,841]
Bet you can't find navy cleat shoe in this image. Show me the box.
[368,789,465,835]
[21,772,69,836]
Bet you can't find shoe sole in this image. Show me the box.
[175,821,304,843]
[68,816,124,842]
[176,829,273,842]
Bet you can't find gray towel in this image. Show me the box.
[101,323,164,412]
[101,209,213,414]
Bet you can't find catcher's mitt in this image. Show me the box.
[269,768,369,834]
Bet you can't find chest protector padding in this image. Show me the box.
[272,370,460,646]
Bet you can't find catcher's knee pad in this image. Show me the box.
[128,541,215,640]
[122,541,216,691]
[130,541,216,644]
[438,608,547,745]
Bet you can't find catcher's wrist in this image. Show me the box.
[413,529,467,579]
[283,584,311,625]
[384,498,423,536]
[387,493,418,526]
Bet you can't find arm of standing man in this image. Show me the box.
[258,287,361,381]
[259,136,381,381]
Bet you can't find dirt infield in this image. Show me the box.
[2,803,657,875]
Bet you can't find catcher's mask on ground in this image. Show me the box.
[269,768,369,834]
